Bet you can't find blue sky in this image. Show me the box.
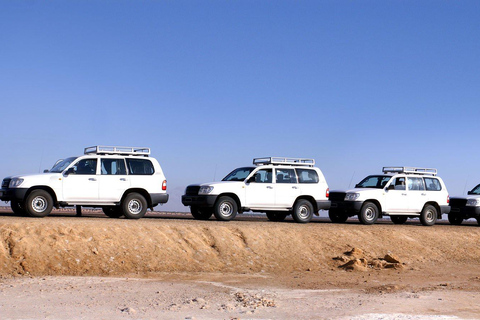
[1,1,479,212]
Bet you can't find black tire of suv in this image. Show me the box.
[190,206,213,220]
[11,200,27,216]
[390,215,408,225]
[447,213,463,225]
[292,199,314,223]
[25,190,53,217]
[213,196,237,221]
[476,218,480,226]
[358,202,379,225]
[266,211,288,222]
[328,210,348,223]
[122,193,147,219]
[103,206,124,218]
[420,205,437,226]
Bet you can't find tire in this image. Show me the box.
[190,206,213,220]
[103,206,124,218]
[476,218,480,226]
[292,199,314,223]
[25,190,53,217]
[121,193,147,219]
[358,202,379,225]
[213,196,237,221]
[390,215,408,225]
[266,211,288,222]
[447,213,463,225]
[328,210,348,223]
[420,205,437,226]
[11,200,27,216]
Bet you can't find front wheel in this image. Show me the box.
[11,200,27,216]
[447,213,463,225]
[122,193,147,219]
[214,196,237,221]
[190,206,213,220]
[328,210,348,223]
[266,211,288,222]
[25,190,53,217]
[420,205,437,226]
[292,199,314,223]
[390,215,408,225]
[358,202,379,225]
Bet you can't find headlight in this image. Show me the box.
[9,178,24,188]
[467,199,480,206]
[199,186,214,195]
[345,193,360,201]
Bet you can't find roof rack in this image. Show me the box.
[253,157,315,167]
[84,146,150,157]
[382,167,437,176]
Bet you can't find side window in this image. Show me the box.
[73,159,97,175]
[276,168,297,184]
[252,169,272,183]
[391,177,406,190]
[408,177,426,191]
[425,178,442,191]
[296,169,319,184]
[101,159,127,175]
[126,159,155,175]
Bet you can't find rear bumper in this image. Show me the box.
[151,193,169,206]
[181,195,217,208]
[440,205,450,215]
[316,200,331,210]
[0,188,28,202]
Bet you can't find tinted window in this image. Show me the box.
[296,169,319,184]
[276,168,297,184]
[126,159,154,175]
[408,177,426,191]
[222,167,255,181]
[251,169,272,183]
[101,159,127,175]
[356,175,391,188]
[73,159,97,175]
[425,178,442,191]
[391,177,406,190]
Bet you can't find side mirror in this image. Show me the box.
[468,191,473,195]
[354,184,360,188]
[64,167,75,176]
[43,169,49,173]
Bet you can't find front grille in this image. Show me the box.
[329,192,346,202]
[1,178,11,189]
[449,198,467,207]
[185,185,201,196]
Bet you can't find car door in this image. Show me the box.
[274,168,300,208]
[98,158,130,201]
[62,158,99,202]
[407,177,427,213]
[383,176,409,213]
[245,168,275,208]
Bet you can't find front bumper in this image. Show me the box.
[329,200,363,215]
[0,188,28,202]
[181,195,217,208]
[449,205,480,218]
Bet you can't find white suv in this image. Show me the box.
[0,146,168,219]
[328,167,450,226]
[181,157,330,223]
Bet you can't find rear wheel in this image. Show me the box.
[103,206,124,218]
[122,193,147,219]
[11,200,27,216]
[420,205,437,226]
[292,199,314,223]
[328,210,348,223]
[214,196,237,221]
[390,215,408,225]
[447,213,463,225]
[266,211,288,222]
[25,190,53,217]
[190,206,213,220]
[358,202,379,225]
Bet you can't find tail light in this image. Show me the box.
[326,188,330,198]
[447,195,450,204]
[162,180,167,191]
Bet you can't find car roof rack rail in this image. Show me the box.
[382,166,437,176]
[253,157,315,167]
[84,146,150,157]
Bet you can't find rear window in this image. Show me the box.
[424,178,442,191]
[296,169,319,184]
[126,159,155,175]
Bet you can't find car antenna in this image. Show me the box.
[348,171,355,188]
[463,179,468,194]
[38,148,45,173]
[213,164,218,181]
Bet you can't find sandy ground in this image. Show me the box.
[1,207,480,319]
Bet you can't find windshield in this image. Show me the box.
[49,157,78,173]
[470,184,480,195]
[356,175,392,189]
[222,167,255,182]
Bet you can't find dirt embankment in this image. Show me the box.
[1,211,480,277]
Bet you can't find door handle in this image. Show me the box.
[421,193,427,196]
[120,178,127,181]
[88,178,97,181]
[266,186,273,189]
[292,186,298,189]
[401,193,407,196]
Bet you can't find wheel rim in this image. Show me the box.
[128,199,142,215]
[32,196,47,213]
[298,205,311,219]
[425,209,435,222]
[364,207,376,221]
[219,201,233,217]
